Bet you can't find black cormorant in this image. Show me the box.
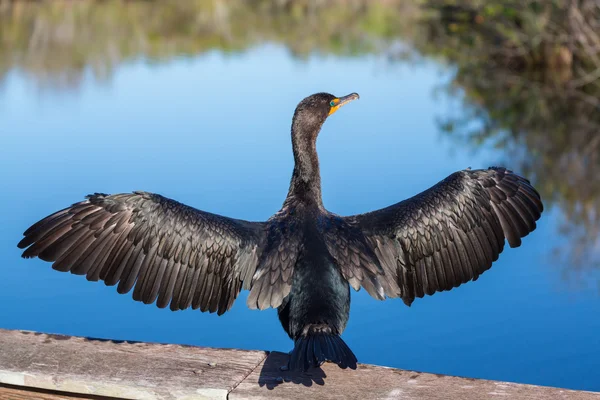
[17,92,543,371]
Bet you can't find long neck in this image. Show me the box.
[285,119,323,208]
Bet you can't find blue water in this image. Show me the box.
[1,46,599,391]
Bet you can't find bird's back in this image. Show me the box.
[275,207,356,370]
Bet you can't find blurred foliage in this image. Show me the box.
[413,0,600,276]
[0,0,422,88]
[1,0,599,279]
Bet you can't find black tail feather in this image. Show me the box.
[289,333,357,371]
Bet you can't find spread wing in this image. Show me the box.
[18,192,267,315]
[333,167,544,306]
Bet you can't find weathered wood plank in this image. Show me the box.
[1,329,598,400]
[0,382,122,400]
[0,383,87,400]
[229,351,600,400]
[0,329,267,400]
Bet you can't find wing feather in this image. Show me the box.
[18,191,266,315]
[333,167,543,306]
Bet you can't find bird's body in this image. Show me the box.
[277,205,351,339]
[273,202,355,369]
[18,92,543,371]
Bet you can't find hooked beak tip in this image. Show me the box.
[328,92,359,116]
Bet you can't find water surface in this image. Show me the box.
[1,1,599,392]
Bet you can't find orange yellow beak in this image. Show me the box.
[329,93,360,116]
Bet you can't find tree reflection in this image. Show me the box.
[439,70,600,279]
[0,0,418,88]
[412,1,600,281]
[2,0,599,283]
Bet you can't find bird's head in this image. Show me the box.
[291,92,360,141]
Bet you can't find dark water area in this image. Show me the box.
[1,1,599,392]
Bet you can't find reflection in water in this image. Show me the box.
[0,0,417,89]
[412,1,600,282]
[438,72,600,281]
[3,0,598,284]
[2,0,600,391]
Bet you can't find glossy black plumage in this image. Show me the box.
[18,92,543,372]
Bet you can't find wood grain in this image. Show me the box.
[0,382,118,399]
[1,329,598,400]
[229,351,600,400]
[0,384,82,400]
[0,329,267,399]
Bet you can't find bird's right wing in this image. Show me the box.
[18,191,268,315]
[333,167,543,306]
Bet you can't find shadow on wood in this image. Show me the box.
[1,329,599,400]
[258,351,327,389]
[257,351,365,389]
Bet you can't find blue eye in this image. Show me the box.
[330,100,336,107]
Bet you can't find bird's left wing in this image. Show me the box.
[18,191,267,315]
[327,167,543,306]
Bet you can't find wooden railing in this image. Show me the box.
[0,329,597,399]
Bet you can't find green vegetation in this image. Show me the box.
[2,0,599,276]
[413,1,600,274]
[0,0,420,87]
